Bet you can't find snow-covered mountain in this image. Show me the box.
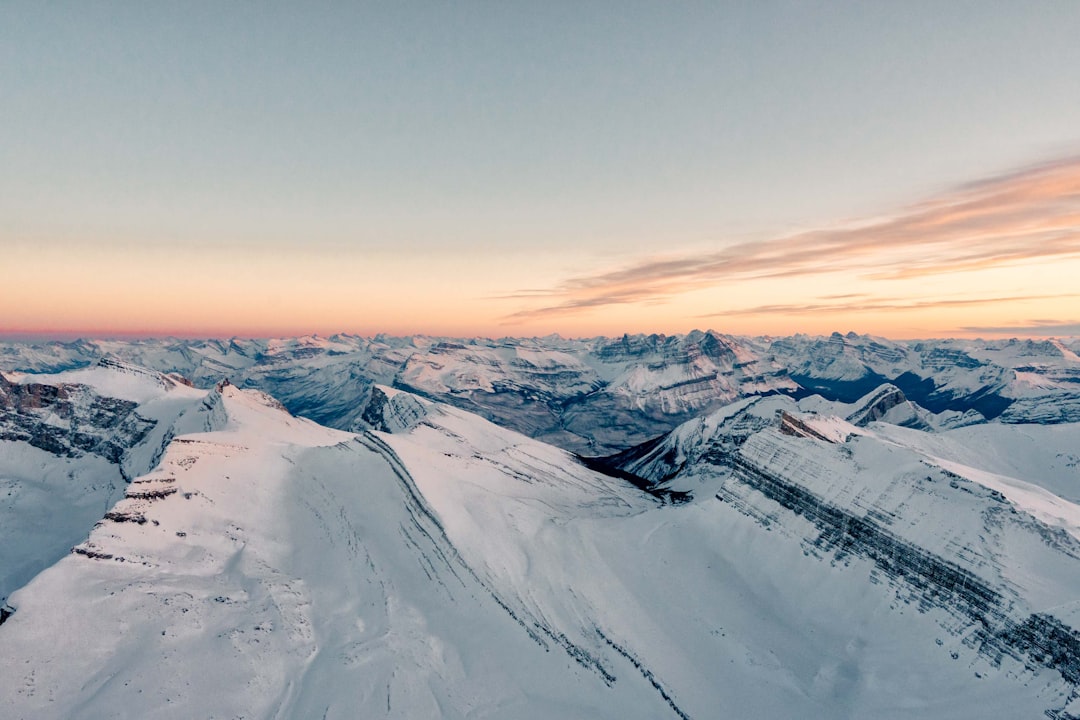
[770,333,1080,423]
[4,331,1077,453]
[2,360,1079,718]
[598,386,1080,715]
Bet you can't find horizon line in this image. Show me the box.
[2,328,1077,344]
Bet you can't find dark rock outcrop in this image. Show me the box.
[0,373,155,462]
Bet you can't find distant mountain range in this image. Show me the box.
[3,331,1079,454]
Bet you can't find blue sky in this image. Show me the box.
[3,2,1080,338]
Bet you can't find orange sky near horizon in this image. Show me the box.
[4,156,1079,342]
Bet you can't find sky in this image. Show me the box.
[3,2,1080,340]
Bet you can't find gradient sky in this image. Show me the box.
[3,2,1080,339]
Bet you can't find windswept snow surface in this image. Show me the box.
[867,421,1080,538]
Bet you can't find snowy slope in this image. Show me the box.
[866,420,1080,507]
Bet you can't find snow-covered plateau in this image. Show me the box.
[1,335,1079,719]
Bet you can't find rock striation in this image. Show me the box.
[0,371,155,463]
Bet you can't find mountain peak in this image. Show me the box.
[361,385,430,433]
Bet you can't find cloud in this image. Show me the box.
[698,294,1075,318]
[815,293,870,300]
[509,156,1080,320]
[960,320,1080,336]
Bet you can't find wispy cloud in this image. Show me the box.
[698,294,1076,318]
[960,320,1080,336]
[816,293,870,301]
[508,156,1080,320]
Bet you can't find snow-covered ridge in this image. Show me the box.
[601,389,1080,715]
[0,373,702,719]
[598,382,975,492]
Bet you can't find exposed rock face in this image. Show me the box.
[845,384,910,426]
[842,383,945,429]
[0,362,214,611]
[776,410,839,442]
[768,334,1070,421]
[0,372,155,463]
[388,331,798,453]
[1000,392,1080,425]
[590,330,797,417]
[361,386,429,433]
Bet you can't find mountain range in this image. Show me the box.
[3,331,1078,453]
[1,332,1079,718]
